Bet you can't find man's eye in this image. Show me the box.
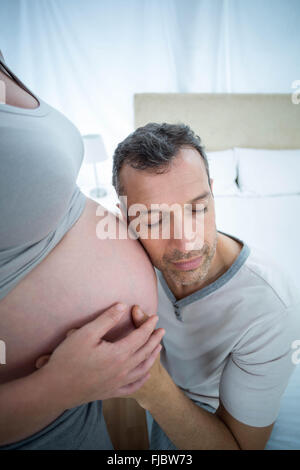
[146,208,207,226]
[141,212,162,227]
[147,218,162,227]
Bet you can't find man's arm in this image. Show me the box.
[138,364,274,450]
[128,306,277,450]
[215,400,274,450]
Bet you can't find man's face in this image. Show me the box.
[119,146,217,287]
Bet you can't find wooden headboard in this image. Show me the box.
[134,93,300,151]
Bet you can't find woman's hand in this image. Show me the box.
[35,303,165,410]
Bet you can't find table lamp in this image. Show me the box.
[82,134,108,198]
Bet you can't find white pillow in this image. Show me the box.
[235,148,300,196]
[206,149,239,196]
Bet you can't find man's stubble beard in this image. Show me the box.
[163,233,218,287]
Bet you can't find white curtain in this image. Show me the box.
[0,0,299,182]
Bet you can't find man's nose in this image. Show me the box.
[168,211,205,251]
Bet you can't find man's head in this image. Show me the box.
[112,122,218,288]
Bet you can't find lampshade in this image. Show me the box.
[82,134,108,164]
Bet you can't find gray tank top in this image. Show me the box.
[0,58,87,299]
[0,60,115,450]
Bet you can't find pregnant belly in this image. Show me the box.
[0,198,158,384]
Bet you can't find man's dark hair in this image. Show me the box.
[112,122,211,196]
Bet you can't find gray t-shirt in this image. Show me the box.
[155,231,300,427]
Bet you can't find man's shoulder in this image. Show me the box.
[214,239,300,331]
[240,243,300,310]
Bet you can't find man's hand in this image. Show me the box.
[123,306,166,409]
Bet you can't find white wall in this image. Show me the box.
[0,0,299,194]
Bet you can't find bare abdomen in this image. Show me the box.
[0,198,158,384]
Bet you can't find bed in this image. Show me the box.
[134,93,300,450]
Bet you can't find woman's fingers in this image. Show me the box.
[35,328,78,368]
[129,327,165,370]
[83,302,128,342]
[115,372,151,397]
[116,314,159,355]
[126,344,162,383]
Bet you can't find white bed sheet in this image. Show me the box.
[214,194,300,291]
[215,194,300,449]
